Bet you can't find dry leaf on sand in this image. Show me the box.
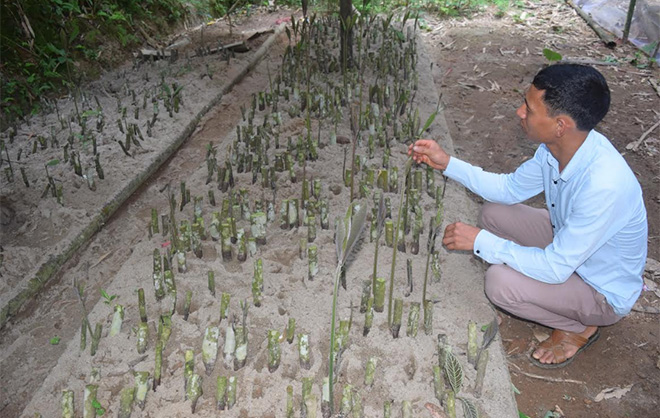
[594,384,633,402]
[533,328,550,343]
[425,402,449,418]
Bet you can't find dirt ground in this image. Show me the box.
[0,2,658,417]
[422,1,660,417]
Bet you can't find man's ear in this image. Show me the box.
[555,115,575,137]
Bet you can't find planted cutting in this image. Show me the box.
[328,201,367,414]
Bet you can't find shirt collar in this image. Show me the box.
[545,130,598,183]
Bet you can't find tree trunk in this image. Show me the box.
[340,0,353,72]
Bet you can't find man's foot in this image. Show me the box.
[530,326,600,369]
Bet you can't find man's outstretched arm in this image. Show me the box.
[409,139,544,204]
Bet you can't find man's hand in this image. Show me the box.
[442,222,481,251]
[407,139,451,171]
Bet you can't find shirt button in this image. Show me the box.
[551,203,555,207]
[553,180,558,184]
[476,250,480,254]
[552,224,555,228]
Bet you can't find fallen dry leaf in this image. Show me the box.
[425,402,449,418]
[553,405,565,417]
[533,329,550,343]
[645,257,660,278]
[594,384,633,402]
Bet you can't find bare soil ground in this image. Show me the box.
[422,1,660,417]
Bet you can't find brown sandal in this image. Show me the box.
[529,328,600,369]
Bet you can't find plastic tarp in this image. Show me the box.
[577,0,660,59]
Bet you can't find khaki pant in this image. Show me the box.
[479,203,622,333]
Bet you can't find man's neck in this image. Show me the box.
[547,130,589,172]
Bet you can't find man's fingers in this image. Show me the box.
[443,239,457,250]
[442,222,465,250]
[415,139,434,147]
[412,139,436,152]
[415,155,429,165]
[442,225,455,246]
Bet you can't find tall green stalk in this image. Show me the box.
[349,105,359,202]
[328,202,367,414]
[386,109,438,325]
[422,220,441,305]
[328,264,343,415]
[387,157,412,326]
[372,194,385,293]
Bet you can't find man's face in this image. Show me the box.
[516,85,557,144]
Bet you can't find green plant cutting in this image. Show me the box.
[101,289,118,305]
[328,201,367,414]
[388,109,437,326]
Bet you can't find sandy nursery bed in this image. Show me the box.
[4,11,516,418]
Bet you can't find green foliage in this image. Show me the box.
[101,289,118,305]
[641,41,659,57]
[460,397,478,418]
[92,399,106,416]
[49,336,61,345]
[0,0,201,122]
[629,50,654,69]
[542,48,562,62]
[335,201,367,268]
[208,0,229,16]
[329,201,367,413]
[444,350,464,394]
[603,55,619,64]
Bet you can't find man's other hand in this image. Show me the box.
[442,222,481,251]
[407,139,450,171]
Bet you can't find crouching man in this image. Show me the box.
[409,64,648,368]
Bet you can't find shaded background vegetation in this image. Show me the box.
[0,0,504,124]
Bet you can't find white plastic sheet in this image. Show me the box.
[577,0,660,59]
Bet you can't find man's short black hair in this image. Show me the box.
[532,64,610,132]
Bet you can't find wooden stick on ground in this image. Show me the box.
[649,79,660,98]
[565,0,616,47]
[510,367,586,384]
[626,119,660,151]
[559,58,619,67]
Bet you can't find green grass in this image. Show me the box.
[0,0,269,125]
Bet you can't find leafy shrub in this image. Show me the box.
[0,0,206,124]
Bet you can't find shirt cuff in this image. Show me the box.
[473,229,503,264]
[443,156,470,181]
[442,155,465,177]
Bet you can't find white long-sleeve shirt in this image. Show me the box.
[444,130,648,315]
